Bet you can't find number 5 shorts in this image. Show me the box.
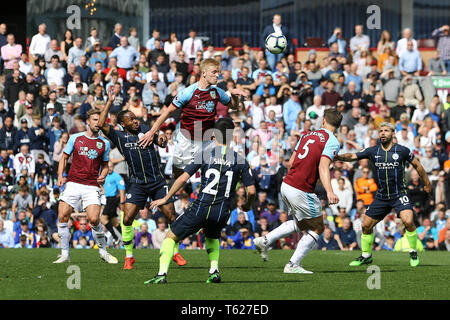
[173,130,214,170]
[280,182,322,222]
[60,181,101,210]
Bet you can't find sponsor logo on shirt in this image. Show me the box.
[375,161,399,169]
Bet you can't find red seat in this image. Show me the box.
[223,37,242,48]
[417,38,435,48]
[304,37,324,48]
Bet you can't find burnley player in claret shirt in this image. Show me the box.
[54,109,118,264]
[138,58,248,180]
[254,108,343,274]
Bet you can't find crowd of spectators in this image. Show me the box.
[0,18,449,253]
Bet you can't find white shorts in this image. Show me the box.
[60,182,101,210]
[173,130,213,170]
[280,182,322,222]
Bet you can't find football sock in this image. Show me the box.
[158,238,176,275]
[169,225,179,255]
[405,229,418,252]
[122,224,134,258]
[206,237,220,273]
[265,220,298,245]
[290,230,318,265]
[91,223,107,255]
[57,222,70,257]
[361,233,374,258]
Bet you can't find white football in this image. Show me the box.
[265,33,287,54]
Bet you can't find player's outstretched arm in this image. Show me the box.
[333,153,358,162]
[227,88,248,110]
[98,92,115,135]
[97,161,109,185]
[149,171,191,209]
[319,156,339,205]
[139,103,178,148]
[411,157,432,193]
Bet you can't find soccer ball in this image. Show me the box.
[265,33,287,54]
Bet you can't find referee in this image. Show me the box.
[102,161,126,245]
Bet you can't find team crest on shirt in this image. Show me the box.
[96,142,103,149]
[87,149,98,160]
[392,153,399,160]
[210,91,216,99]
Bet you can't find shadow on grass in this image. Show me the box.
[163,279,305,284]
[317,269,398,273]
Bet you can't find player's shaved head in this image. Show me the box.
[118,110,139,134]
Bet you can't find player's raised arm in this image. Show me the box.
[319,156,339,205]
[410,157,432,193]
[138,103,178,148]
[98,92,115,135]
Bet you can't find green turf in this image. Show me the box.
[0,249,449,300]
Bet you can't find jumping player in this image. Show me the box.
[54,109,118,264]
[254,108,343,274]
[99,93,187,270]
[145,118,256,284]
[334,122,431,267]
[138,58,247,180]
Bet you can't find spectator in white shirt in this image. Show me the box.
[264,95,282,120]
[396,28,418,58]
[332,178,353,216]
[29,23,51,66]
[248,94,265,129]
[396,126,415,151]
[44,55,66,87]
[182,29,203,61]
[411,100,429,126]
[306,95,326,130]
[13,144,35,177]
[19,53,32,75]
[164,32,181,62]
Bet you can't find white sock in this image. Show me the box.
[57,222,70,257]
[265,220,299,245]
[91,223,107,255]
[290,230,319,265]
[209,267,219,274]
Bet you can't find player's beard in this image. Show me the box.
[380,135,392,147]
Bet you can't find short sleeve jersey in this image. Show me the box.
[356,143,414,200]
[172,82,231,140]
[283,129,340,193]
[105,124,165,185]
[184,144,255,211]
[64,132,110,187]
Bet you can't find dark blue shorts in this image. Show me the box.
[170,201,230,240]
[366,195,413,221]
[126,180,173,209]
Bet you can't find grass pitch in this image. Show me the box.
[0,249,449,300]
